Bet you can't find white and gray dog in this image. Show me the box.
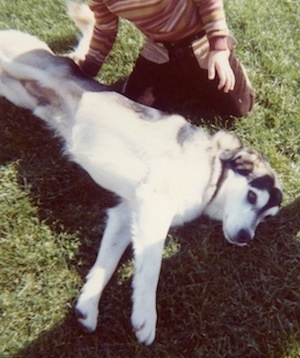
[0,2,282,345]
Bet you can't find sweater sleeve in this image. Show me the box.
[82,0,119,75]
[194,0,229,50]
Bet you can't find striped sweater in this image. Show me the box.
[85,0,229,72]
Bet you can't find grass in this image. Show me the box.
[0,0,299,356]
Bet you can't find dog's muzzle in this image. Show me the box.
[225,229,253,247]
[235,229,252,245]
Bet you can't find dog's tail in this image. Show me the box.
[66,1,95,64]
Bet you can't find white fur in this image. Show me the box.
[0,4,282,345]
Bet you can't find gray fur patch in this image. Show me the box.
[17,50,108,93]
[177,124,198,145]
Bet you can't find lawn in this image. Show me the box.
[0,0,299,357]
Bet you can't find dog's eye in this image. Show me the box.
[247,190,257,205]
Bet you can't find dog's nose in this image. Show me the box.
[236,229,252,245]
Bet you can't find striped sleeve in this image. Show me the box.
[86,0,119,66]
[194,0,229,38]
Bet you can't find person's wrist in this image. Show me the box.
[208,36,228,51]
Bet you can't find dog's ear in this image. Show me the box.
[212,131,242,152]
[220,148,260,176]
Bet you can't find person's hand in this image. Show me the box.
[207,50,235,93]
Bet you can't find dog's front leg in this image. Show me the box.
[76,201,132,332]
[131,190,173,345]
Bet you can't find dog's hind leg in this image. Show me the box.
[130,189,174,345]
[75,200,132,332]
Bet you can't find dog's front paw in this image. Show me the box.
[75,295,99,332]
[131,301,157,345]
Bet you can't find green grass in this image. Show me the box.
[0,0,299,356]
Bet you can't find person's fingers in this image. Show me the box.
[208,62,216,80]
[218,67,235,93]
[217,66,227,91]
[207,51,236,92]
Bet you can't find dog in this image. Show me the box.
[0,3,282,346]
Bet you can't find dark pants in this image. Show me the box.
[124,46,255,122]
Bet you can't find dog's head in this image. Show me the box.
[208,146,282,246]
